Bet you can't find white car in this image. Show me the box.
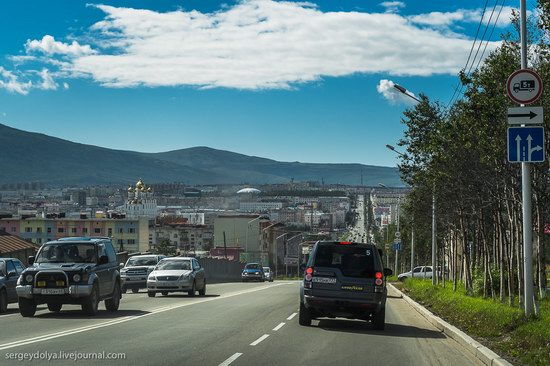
[147,257,206,297]
[398,266,433,281]
[263,267,274,282]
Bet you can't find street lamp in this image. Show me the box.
[391,83,436,286]
[385,143,415,280]
[245,215,262,257]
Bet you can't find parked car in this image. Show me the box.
[147,257,206,297]
[120,254,166,293]
[397,266,433,281]
[0,258,26,313]
[241,263,265,282]
[263,267,274,282]
[299,241,392,330]
[16,237,122,317]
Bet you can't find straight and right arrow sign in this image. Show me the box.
[507,106,543,125]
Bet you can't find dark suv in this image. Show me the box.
[16,237,122,317]
[299,241,392,330]
[0,258,26,313]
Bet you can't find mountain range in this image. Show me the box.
[0,123,402,187]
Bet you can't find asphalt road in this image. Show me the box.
[0,281,482,366]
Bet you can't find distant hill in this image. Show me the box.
[0,124,402,187]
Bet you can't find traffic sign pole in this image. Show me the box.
[520,0,534,317]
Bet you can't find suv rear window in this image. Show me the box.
[313,244,376,278]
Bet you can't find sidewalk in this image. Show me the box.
[388,283,513,366]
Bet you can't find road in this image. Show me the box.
[0,281,482,366]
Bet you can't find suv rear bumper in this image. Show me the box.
[16,284,93,299]
[303,292,385,314]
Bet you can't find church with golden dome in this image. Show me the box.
[122,179,158,218]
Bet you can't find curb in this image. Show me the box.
[388,283,513,366]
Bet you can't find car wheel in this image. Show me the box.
[147,291,156,298]
[19,297,37,317]
[132,288,139,294]
[269,279,273,282]
[121,286,127,294]
[0,289,7,313]
[105,281,121,311]
[198,280,206,296]
[372,307,386,330]
[299,301,312,326]
[188,281,196,297]
[399,276,407,282]
[82,283,99,316]
[161,291,168,296]
[47,303,62,312]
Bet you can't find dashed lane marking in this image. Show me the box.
[218,352,243,366]
[250,334,269,346]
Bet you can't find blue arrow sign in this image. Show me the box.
[508,126,545,163]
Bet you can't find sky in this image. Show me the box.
[0,0,523,167]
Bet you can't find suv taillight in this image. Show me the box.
[304,267,313,288]
[375,271,384,291]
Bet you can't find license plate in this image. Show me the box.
[312,277,336,284]
[127,278,143,281]
[41,289,65,295]
[341,285,364,291]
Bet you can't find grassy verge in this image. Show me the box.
[399,279,550,366]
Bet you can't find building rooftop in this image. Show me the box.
[0,231,39,254]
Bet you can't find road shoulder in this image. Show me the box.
[388,284,513,366]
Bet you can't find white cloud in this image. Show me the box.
[38,69,58,90]
[409,6,518,28]
[377,79,417,105]
[0,67,32,95]
[380,1,405,14]
[25,35,95,56]
[7,1,505,93]
[63,82,70,90]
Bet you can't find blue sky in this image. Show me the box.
[0,0,520,167]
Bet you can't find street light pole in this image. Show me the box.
[245,215,261,261]
[390,85,438,286]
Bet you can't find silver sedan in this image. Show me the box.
[147,257,206,297]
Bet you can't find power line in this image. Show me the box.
[446,0,506,110]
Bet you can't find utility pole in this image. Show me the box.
[520,0,534,317]
[395,196,400,275]
[432,187,437,286]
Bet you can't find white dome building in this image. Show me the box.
[237,188,261,194]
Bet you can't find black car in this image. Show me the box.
[0,258,26,313]
[16,237,122,317]
[299,241,392,330]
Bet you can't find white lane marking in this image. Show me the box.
[272,322,285,331]
[219,353,243,366]
[0,283,290,351]
[250,334,269,346]
[286,313,297,320]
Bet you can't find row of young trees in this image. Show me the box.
[393,2,550,307]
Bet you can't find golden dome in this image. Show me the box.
[127,185,134,192]
[147,187,152,192]
[136,179,144,189]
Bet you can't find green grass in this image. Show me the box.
[401,279,550,366]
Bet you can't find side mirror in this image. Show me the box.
[98,255,109,265]
[383,268,393,277]
[119,263,125,268]
[28,256,35,266]
[7,271,17,278]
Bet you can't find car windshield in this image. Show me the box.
[245,264,261,270]
[156,260,191,271]
[127,257,158,266]
[35,243,97,264]
[313,244,376,278]
[263,268,270,272]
